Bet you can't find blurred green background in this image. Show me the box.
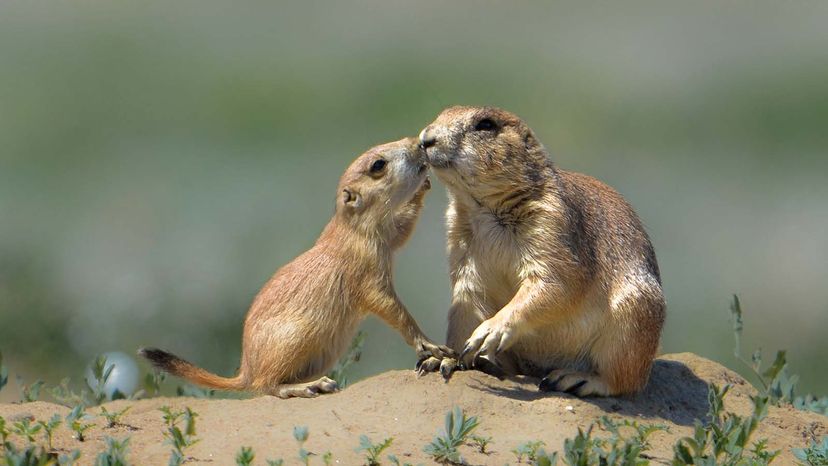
[1,1,827,402]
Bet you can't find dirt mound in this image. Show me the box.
[1,353,825,465]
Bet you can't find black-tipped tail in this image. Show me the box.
[137,347,245,391]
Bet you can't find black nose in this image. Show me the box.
[419,127,437,149]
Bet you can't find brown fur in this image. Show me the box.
[418,106,665,396]
[139,138,452,398]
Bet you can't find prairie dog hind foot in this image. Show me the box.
[538,369,611,397]
[274,377,339,399]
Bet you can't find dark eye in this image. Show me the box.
[474,118,498,131]
[370,159,387,173]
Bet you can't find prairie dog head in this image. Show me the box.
[336,137,429,225]
[419,106,548,200]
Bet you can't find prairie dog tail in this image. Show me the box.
[138,347,245,391]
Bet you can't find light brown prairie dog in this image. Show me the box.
[140,137,453,398]
[418,106,665,397]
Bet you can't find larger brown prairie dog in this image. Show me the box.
[418,106,665,397]
[140,137,453,398]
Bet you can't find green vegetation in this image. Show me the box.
[94,437,131,466]
[87,356,117,405]
[36,415,61,451]
[10,419,41,444]
[174,385,216,399]
[469,435,492,454]
[0,417,8,445]
[424,407,479,465]
[48,379,86,408]
[159,407,199,466]
[0,352,7,394]
[672,384,778,465]
[731,295,828,415]
[293,426,311,466]
[98,407,130,429]
[235,446,255,466]
[140,372,166,399]
[65,405,94,442]
[327,332,365,388]
[387,455,416,466]
[513,440,546,463]
[17,379,44,403]
[794,437,828,466]
[356,435,393,466]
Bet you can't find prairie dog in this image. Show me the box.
[140,138,453,398]
[418,106,665,397]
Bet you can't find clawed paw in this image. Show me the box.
[415,340,456,362]
[459,318,515,370]
[538,370,608,397]
[416,356,461,381]
[414,341,461,381]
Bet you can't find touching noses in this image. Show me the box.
[419,126,437,149]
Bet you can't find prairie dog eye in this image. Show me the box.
[370,159,387,173]
[474,118,498,131]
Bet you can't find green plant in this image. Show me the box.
[49,378,88,408]
[513,440,546,463]
[672,383,779,465]
[59,450,81,466]
[175,384,215,399]
[469,435,492,454]
[1,415,10,445]
[88,355,116,405]
[322,451,333,465]
[142,371,166,398]
[423,406,479,465]
[357,435,393,465]
[99,406,130,428]
[794,436,828,466]
[730,295,827,416]
[94,437,131,466]
[555,416,666,466]
[794,395,828,417]
[160,406,200,466]
[17,377,45,403]
[387,455,416,466]
[38,414,62,450]
[0,351,8,394]
[294,426,311,465]
[533,449,559,466]
[266,459,285,466]
[12,418,43,443]
[236,446,254,466]
[66,405,95,442]
[2,443,57,466]
[327,331,365,388]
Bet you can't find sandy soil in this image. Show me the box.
[1,353,825,465]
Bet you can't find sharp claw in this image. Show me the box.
[460,344,471,360]
[439,363,454,381]
[539,374,567,392]
[564,380,588,395]
[538,377,557,392]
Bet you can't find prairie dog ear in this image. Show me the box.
[341,188,363,210]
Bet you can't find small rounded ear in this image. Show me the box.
[341,188,363,210]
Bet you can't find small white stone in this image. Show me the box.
[565,405,574,411]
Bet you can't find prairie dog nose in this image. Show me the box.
[419,126,437,149]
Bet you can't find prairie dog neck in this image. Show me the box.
[318,216,394,264]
